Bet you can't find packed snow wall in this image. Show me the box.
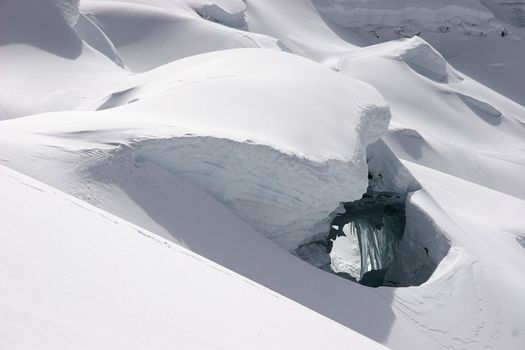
[131,136,373,251]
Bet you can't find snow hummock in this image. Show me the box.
[394,36,463,83]
[191,0,247,28]
[79,0,283,72]
[0,48,390,250]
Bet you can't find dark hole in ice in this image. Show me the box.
[296,190,407,288]
[295,140,449,288]
[329,190,406,287]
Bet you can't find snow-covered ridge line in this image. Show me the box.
[52,0,80,27]
[192,0,247,28]
[315,0,500,36]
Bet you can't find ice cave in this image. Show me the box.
[296,141,449,288]
[296,188,409,287]
[328,189,407,287]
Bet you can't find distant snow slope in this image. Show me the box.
[79,0,283,72]
[1,0,525,349]
[330,36,525,200]
[313,0,525,105]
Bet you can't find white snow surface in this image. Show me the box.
[0,48,391,250]
[0,165,387,350]
[1,0,525,349]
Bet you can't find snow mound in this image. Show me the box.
[92,48,391,163]
[395,36,462,83]
[80,0,283,72]
[192,0,247,28]
[52,0,80,27]
[457,93,503,125]
[0,48,391,250]
[335,36,525,200]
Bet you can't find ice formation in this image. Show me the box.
[330,191,406,285]
[2,0,525,349]
[295,140,449,287]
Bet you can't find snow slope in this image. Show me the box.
[330,36,525,200]
[79,0,283,72]
[0,165,388,350]
[314,0,525,106]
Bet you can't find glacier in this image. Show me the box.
[2,0,525,349]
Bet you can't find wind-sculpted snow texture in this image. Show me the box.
[1,0,525,349]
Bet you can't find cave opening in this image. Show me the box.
[295,140,449,288]
[296,186,409,288]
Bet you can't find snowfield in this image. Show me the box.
[0,165,388,350]
[1,0,525,349]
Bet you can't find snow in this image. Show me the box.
[79,1,283,72]
[191,0,247,28]
[315,0,496,33]
[0,0,126,119]
[2,0,525,349]
[332,36,525,200]
[0,48,390,249]
[0,165,387,350]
